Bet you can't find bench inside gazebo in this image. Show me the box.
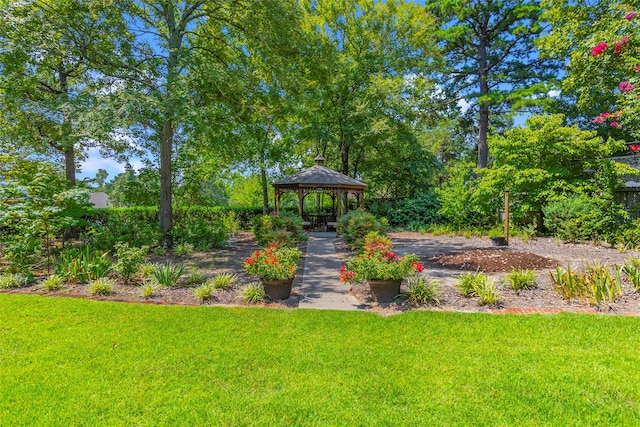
[272,155,367,232]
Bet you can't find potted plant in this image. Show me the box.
[340,233,424,302]
[243,246,301,300]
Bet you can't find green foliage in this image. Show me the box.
[437,162,491,230]
[238,282,267,304]
[174,243,194,257]
[206,273,238,290]
[140,281,158,299]
[336,210,388,250]
[186,268,205,286]
[243,247,301,280]
[151,263,185,288]
[138,263,156,279]
[550,264,622,305]
[506,269,537,296]
[344,247,422,282]
[90,278,115,296]
[401,275,441,306]
[367,193,445,229]
[455,272,484,297]
[194,282,215,304]
[0,273,29,289]
[41,274,64,291]
[83,207,161,250]
[622,258,640,292]
[54,247,111,284]
[474,278,501,306]
[113,243,148,285]
[170,210,230,250]
[251,213,306,248]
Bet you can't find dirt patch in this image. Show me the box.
[428,249,559,272]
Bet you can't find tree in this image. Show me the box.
[539,0,635,141]
[429,0,558,168]
[299,0,442,184]
[0,0,129,186]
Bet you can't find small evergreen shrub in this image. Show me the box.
[151,262,185,287]
[0,273,29,289]
[41,274,64,291]
[251,213,306,248]
[174,242,194,257]
[401,275,441,305]
[368,193,445,229]
[186,267,205,285]
[238,282,267,304]
[194,282,215,303]
[506,269,537,296]
[113,243,148,285]
[206,273,237,290]
[474,278,500,305]
[140,281,158,299]
[138,262,156,278]
[90,278,115,296]
[336,209,388,251]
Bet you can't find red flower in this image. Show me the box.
[340,265,346,273]
[245,258,256,264]
[625,11,637,20]
[387,252,396,259]
[611,121,622,128]
[411,261,425,273]
[591,42,608,56]
[620,81,635,92]
[635,65,640,72]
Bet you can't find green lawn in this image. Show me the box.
[1,294,640,426]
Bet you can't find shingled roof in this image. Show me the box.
[272,155,366,189]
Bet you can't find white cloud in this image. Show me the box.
[548,89,561,98]
[78,147,144,180]
[457,98,472,113]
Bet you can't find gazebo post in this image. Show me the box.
[274,188,280,215]
[297,189,304,217]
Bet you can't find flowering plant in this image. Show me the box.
[340,244,424,283]
[244,246,301,280]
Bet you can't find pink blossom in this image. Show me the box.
[614,35,630,53]
[625,11,638,20]
[601,112,611,118]
[635,65,640,72]
[591,42,608,56]
[611,121,622,128]
[620,81,636,92]
[592,116,605,125]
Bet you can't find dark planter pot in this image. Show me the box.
[261,278,294,301]
[368,279,402,303]
[490,237,508,246]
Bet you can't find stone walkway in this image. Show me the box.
[298,232,361,310]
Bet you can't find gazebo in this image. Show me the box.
[272,155,367,231]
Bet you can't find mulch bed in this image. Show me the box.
[427,249,559,272]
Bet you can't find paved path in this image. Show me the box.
[299,232,361,310]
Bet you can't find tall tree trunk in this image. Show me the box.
[260,153,270,215]
[477,33,489,169]
[64,146,76,187]
[159,119,173,247]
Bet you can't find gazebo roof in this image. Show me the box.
[272,155,366,190]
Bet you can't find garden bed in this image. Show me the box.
[336,231,640,315]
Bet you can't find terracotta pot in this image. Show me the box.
[368,279,402,303]
[260,278,294,301]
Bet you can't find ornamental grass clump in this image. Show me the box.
[243,246,301,280]
[238,282,267,304]
[401,275,441,306]
[506,269,537,296]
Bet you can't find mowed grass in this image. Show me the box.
[1,295,640,426]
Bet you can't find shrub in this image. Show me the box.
[171,213,228,250]
[474,278,500,305]
[138,262,156,278]
[140,281,158,299]
[194,282,215,303]
[401,275,441,305]
[342,248,423,282]
[238,282,267,304]
[506,269,537,296]
[251,213,306,248]
[90,278,115,296]
[151,262,185,287]
[54,247,111,283]
[174,242,194,257]
[336,209,388,251]
[362,232,392,255]
[0,273,29,289]
[206,273,237,290]
[368,193,445,229]
[41,274,64,291]
[550,264,622,304]
[113,243,148,285]
[83,207,160,250]
[186,267,205,286]
[455,272,484,297]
